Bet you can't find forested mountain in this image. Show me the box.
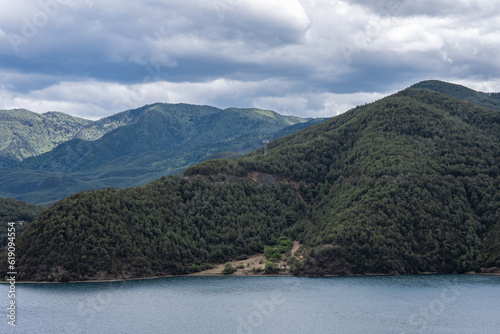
[72,107,150,141]
[2,83,499,282]
[226,87,500,275]
[6,178,302,281]
[0,104,316,204]
[22,104,304,172]
[0,109,92,166]
[0,106,151,167]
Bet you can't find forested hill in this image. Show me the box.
[225,87,500,275]
[0,198,44,248]
[2,85,500,281]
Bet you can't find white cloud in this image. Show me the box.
[383,22,444,53]
[254,91,387,118]
[446,77,500,93]
[0,77,389,120]
[0,78,286,119]
[236,0,311,39]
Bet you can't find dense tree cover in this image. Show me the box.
[187,88,500,275]
[2,84,500,281]
[263,236,294,274]
[0,198,44,248]
[1,177,302,281]
[264,236,293,261]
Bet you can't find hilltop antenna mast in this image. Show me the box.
[263,140,269,156]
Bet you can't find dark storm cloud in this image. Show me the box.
[0,0,499,118]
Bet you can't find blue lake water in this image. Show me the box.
[1,275,499,334]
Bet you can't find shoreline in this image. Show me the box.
[2,270,499,284]
[1,273,292,284]
[3,242,498,284]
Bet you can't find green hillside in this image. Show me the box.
[23,104,306,172]
[8,178,302,281]
[73,107,149,141]
[0,104,315,204]
[0,198,44,248]
[2,84,499,281]
[193,87,500,274]
[0,106,151,167]
[0,109,92,165]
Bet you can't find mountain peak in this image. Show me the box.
[2,103,321,203]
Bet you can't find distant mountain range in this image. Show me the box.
[3,80,499,282]
[0,104,326,204]
[0,109,92,166]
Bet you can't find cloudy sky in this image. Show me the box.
[0,0,499,119]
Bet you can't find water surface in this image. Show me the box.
[1,275,499,333]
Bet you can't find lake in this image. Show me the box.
[1,275,499,333]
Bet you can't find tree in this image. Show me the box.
[222,262,236,275]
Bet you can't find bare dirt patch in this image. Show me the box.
[192,241,303,276]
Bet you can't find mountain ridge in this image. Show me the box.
[3,82,499,281]
[0,109,92,165]
[0,103,322,203]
